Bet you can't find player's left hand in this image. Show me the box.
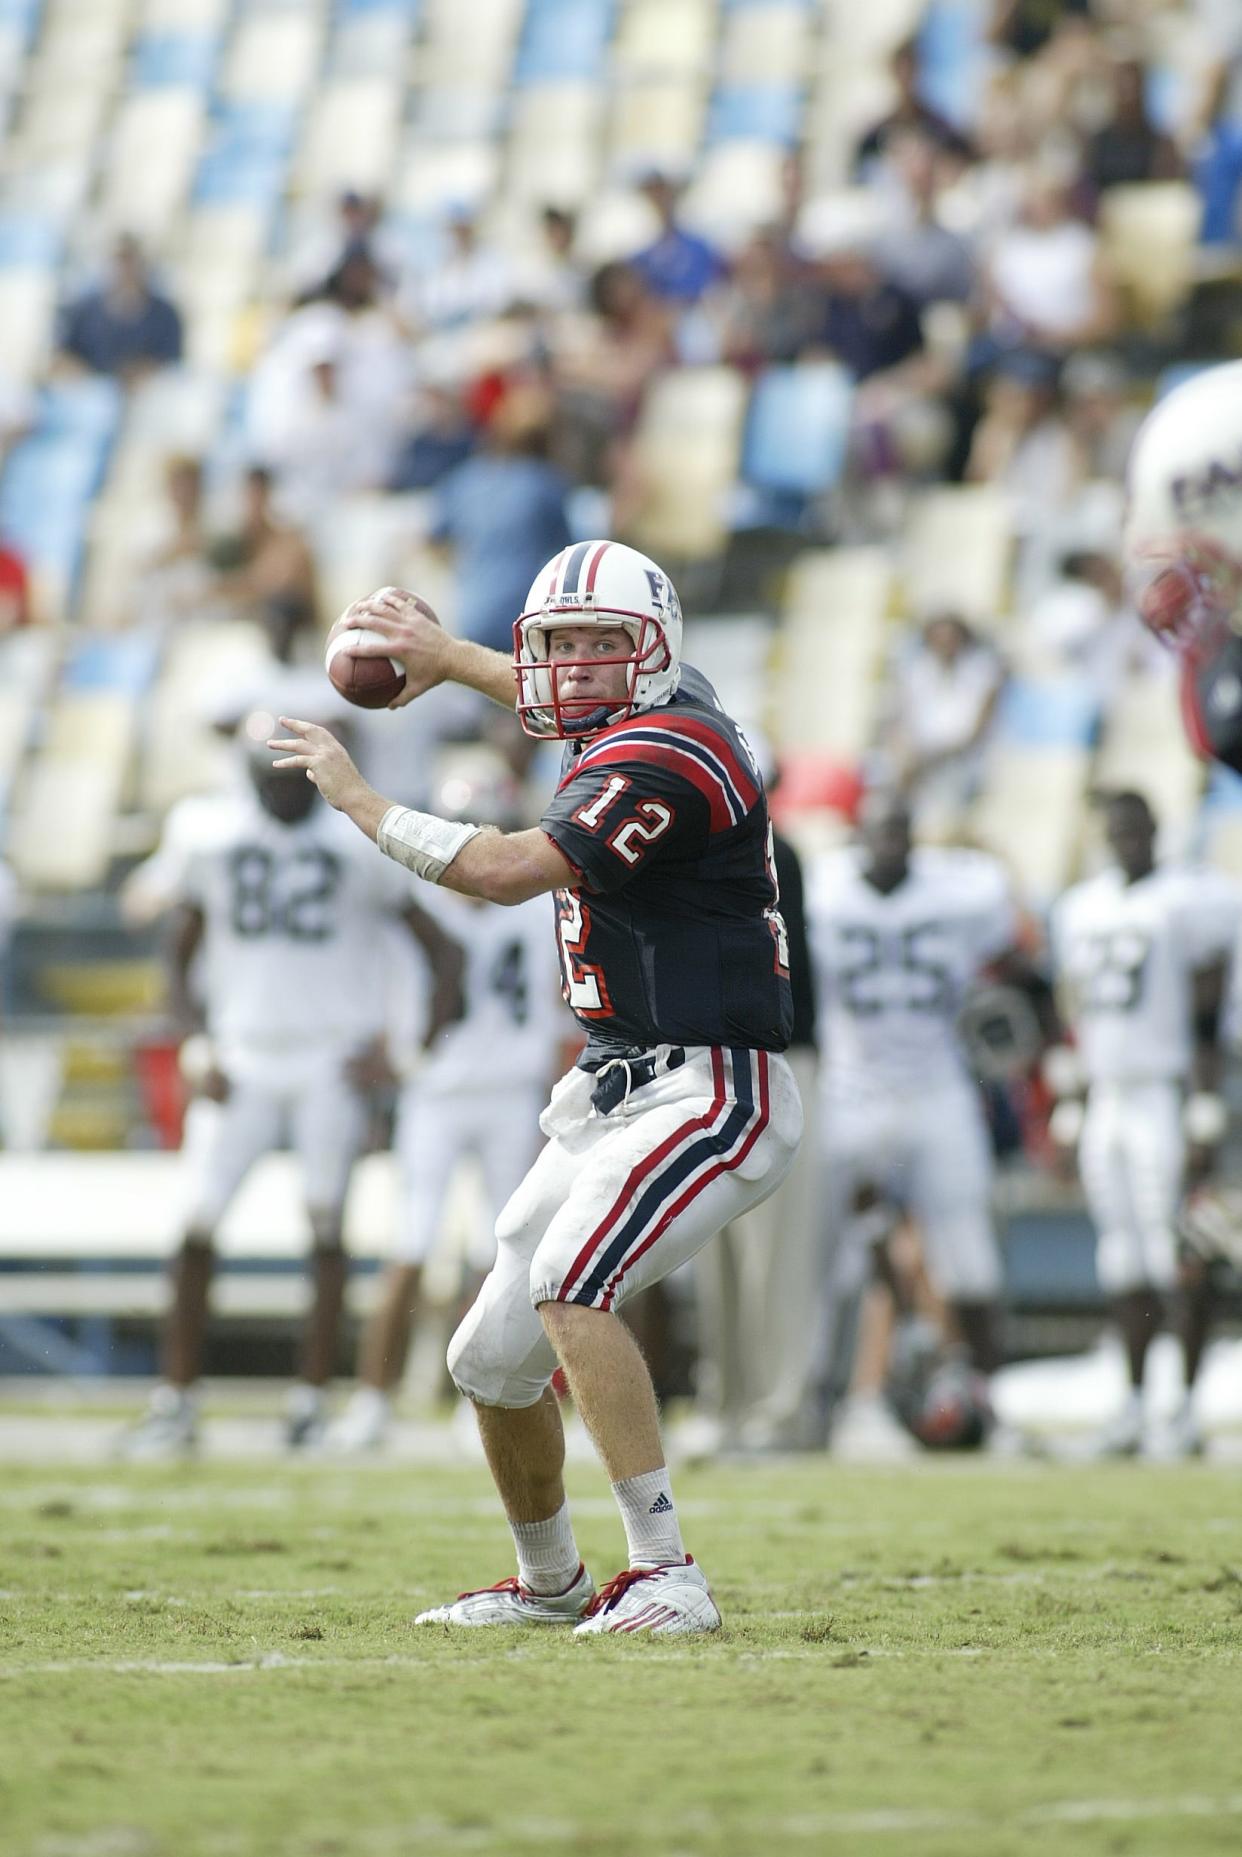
[269,718,366,812]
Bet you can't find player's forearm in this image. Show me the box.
[442,637,518,711]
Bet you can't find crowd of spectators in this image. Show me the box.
[6,4,1242,833]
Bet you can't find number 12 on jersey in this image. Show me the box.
[555,890,613,1017]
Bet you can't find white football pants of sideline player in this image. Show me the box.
[390,1080,545,1269]
[1078,1080,1184,1295]
[447,1044,803,1408]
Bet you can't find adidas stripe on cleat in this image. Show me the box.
[415,1563,594,1627]
[573,1556,722,1637]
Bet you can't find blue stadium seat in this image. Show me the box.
[63,636,162,697]
[996,675,1100,749]
[742,363,852,499]
[0,0,41,45]
[513,0,613,83]
[706,86,803,145]
[337,0,422,13]
[193,102,297,207]
[916,1,987,135]
[132,32,220,91]
[0,215,61,268]
[37,380,123,447]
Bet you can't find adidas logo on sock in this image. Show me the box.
[648,1491,674,1515]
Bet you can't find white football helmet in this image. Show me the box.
[513,539,682,739]
[1125,360,1242,651]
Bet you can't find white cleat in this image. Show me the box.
[324,1387,391,1455]
[573,1557,722,1638]
[415,1562,595,1627]
[1147,1403,1205,1461]
[1086,1400,1144,1460]
[830,1394,918,1463]
[115,1386,199,1461]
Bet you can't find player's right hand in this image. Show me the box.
[328,588,449,708]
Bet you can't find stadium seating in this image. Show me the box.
[1098,182,1203,328]
[628,365,749,561]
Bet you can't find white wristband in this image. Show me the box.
[377,806,482,883]
[1183,1092,1228,1146]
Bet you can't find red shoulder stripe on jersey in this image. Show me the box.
[582,711,759,810]
[565,740,734,832]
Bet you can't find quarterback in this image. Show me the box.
[271,541,802,1635]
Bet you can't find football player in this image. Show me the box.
[804,794,1027,1450]
[270,539,803,1636]
[120,728,463,1456]
[328,754,571,1453]
[1049,790,1240,1456]
[1126,359,1242,770]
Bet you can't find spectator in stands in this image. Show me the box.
[884,613,1006,834]
[0,535,31,631]
[1083,58,1183,197]
[209,466,318,650]
[407,207,516,331]
[706,227,822,369]
[981,169,1118,362]
[1061,350,1142,484]
[551,260,673,486]
[261,327,383,523]
[871,129,977,309]
[514,206,587,313]
[131,455,215,632]
[430,385,571,654]
[388,381,477,492]
[811,227,926,384]
[57,234,183,382]
[854,37,973,175]
[966,352,1079,537]
[630,170,728,305]
[1023,549,1158,702]
[289,189,405,303]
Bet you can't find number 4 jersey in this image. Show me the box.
[1052,863,1241,1084]
[142,787,412,1062]
[540,665,793,1062]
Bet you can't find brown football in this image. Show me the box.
[324,626,408,710]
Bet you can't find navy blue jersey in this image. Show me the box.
[541,665,793,1063]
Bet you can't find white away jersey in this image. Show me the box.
[1052,864,1241,1084]
[143,789,411,1056]
[807,846,1018,1090]
[413,889,570,1092]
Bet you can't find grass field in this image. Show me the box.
[2,1453,1242,1857]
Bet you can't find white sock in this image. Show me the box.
[612,1467,686,1569]
[510,1501,582,1596]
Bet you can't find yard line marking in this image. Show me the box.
[25,1794,1242,1855]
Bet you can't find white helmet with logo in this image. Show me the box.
[1125,360,1242,650]
[513,539,683,739]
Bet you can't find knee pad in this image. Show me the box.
[446,1304,554,1410]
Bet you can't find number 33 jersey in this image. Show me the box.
[540,665,793,1061]
[1051,864,1241,1084]
[806,846,1017,1093]
[143,788,411,1056]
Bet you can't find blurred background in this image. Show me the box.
[2,0,1242,1426]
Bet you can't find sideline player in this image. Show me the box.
[329,755,570,1452]
[804,794,1027,1451]
[270,540,802,1635]
[121,731,463,1456]
[1050,791,1239,1456]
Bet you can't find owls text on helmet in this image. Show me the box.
[1125,360,1242,652]
[513,540,683,739]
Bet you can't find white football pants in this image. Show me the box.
[390,1079,544,1268]
[447,1045,804,1409]
[1078,1080,1183,1294]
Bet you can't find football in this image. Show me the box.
[324,626,407,710]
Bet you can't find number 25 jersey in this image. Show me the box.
[1051,863,1240,1084]
[539,666,793,1061]
[806,846,1017,1092]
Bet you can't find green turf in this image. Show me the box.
[2,1457,1241,1857]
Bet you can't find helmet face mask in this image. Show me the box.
[513,541,682,739]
